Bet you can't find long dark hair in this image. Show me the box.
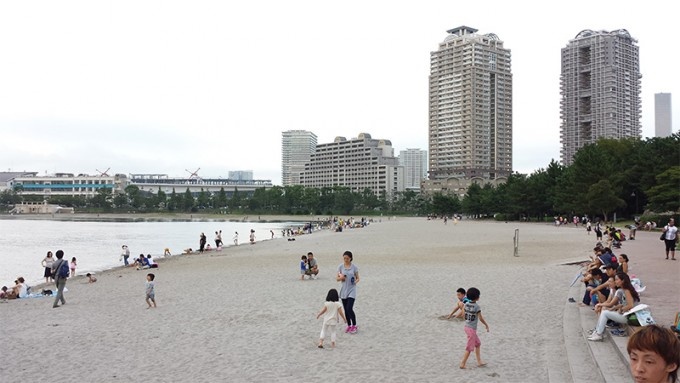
[326,289,339,302]
[616,272,639,302]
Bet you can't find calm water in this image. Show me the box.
[0,219,304,287]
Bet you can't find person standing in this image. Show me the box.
[199,232,207,252]
[336,250,359,334]
[662,218,678,260]
[249,229,256,245]
[51,250,68,308]
[233,231,239,246]
[214,230,222,248]
[41,251,54,284]
[121,245,130,266]
[145,273,157,308]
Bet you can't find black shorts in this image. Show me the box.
[666,239,677,251]
[44,267,52,278]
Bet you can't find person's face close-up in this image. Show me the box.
[629,349,676,383]
[343,255,351,263]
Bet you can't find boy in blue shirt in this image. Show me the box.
[447,287,470,320]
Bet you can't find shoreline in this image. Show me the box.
[0,212,393,224]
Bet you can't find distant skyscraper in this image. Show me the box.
[428,26,513,180]
[560,29,642,165]
[281,130,317,186]
[228,170,253,181]
[300,133,404,198]
[399,149,427,189]
[655,93,672,137]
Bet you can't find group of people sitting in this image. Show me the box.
[580,243,647,341]
[0,277,30,300]
[132,254,158,270]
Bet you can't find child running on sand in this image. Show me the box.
[460,287,489,369]
[447,288,470,320]
[316,288,347,348]
[145,273,157,308]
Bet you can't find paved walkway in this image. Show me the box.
[564,228,680,382]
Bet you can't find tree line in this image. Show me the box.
[2,134,678,220]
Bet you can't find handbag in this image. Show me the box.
[660,232,666,240]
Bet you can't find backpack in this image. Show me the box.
[57,260,70,279]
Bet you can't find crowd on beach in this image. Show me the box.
[573,217,679,342]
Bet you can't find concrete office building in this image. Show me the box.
[10,172,127,198]
[655,93,672,137]
[228,170,253,182]
[560,29,641,165]
[281,130,317,186]
[399,148,427,190]
[300,133,404,198]
[428,26,513,181]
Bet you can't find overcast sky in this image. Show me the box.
[1,1,677,185]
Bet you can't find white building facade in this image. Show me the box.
[300,133,404,198]
[10,172,127,198]
[560,29,642,165]
[281,130,317,186]
[428,26,513,181]
[655,93,672,138]
[399,148,427,190]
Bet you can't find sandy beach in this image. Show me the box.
[0,218,637,382]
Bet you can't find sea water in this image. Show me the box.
[0,219,306,287]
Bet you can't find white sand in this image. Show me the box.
[1,218,595,382]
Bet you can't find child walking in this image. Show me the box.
[460,287,489,369]
[145,273,157,308]
[316,288,347,348]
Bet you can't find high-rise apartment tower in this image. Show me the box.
[399,149,427,190]
[560,29,641,165]
[281,130,317,186]
[655,93,672,138]
[428,26,513,180]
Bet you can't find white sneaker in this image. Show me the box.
[588,333,603,341]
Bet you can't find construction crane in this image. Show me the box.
[185,168,202,181]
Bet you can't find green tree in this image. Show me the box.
[230,187,242,210]
[155,187,167,209]
[334,187,355,215]
[89,188,113,210]
[586,180,626,222]
[182,188,195,212]
[214,187,227,209]
[646,166,680,213]
[302,187,320,214]
[197,188,210,209]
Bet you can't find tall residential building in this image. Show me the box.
[300,133,404,198]
[399,148,427,190]
[560,29,642,165]
[655,93,672,137]
[428,26,513,181]
[281,130,317,186]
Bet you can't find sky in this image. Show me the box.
[1,1,677,186]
